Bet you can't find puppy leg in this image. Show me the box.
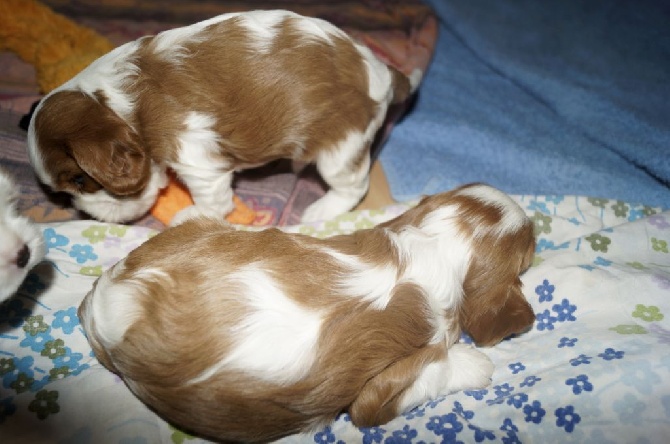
[302,140,371,223]
[171,165,235,225]
[349,344,444,428]
[350,343,493,427]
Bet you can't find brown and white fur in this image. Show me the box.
[78,183,536,442]
[0,168,45,302]
[26,9,421,225]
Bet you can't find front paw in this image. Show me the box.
[445,343,495,393]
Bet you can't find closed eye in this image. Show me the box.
[71,174,86,190]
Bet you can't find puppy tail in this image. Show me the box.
[390,67,423,104]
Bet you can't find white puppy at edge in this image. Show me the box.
[0,168,45,302]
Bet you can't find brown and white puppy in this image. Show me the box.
[26,10,421,224]
[78,183,536,443]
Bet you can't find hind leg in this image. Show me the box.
[301,135,371,223]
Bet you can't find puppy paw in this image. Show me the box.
[301,193,359,223]
[444,343,494,393]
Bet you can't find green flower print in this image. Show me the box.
[610,325,647,335]
[0,358,16,375]
[49,367,71,381]
[611,201,629,218]
[627,262,648,270]
[23,315,49,336]
[642,206,658,217]
[10,373,34,394]
[170,425,196,444]
[28,390,60,420]
[80,265,103,277]
[651,238,668,253]
[82,225,108,244]
[41,339,66,359]
[632,304,664,322]
[587,197,609,208]
[108,225,128,237]
[531,212,552,235]
[585,234,611,253]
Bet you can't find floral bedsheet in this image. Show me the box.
[1,194,669,443]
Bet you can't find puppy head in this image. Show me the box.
[0,169,45,301]
[27,90,164,222]
[453,185,536,346]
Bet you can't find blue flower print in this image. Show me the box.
[509,362,525,374]
[2,356,34,389]
[565,375,593,395]
[384,425,418,444]
[20,329,54,353]
[523,401,546,424]
[69,244,98,264]
[404,405,425,420]
[558,337,578,348]
[464,389,488,401]
[500,419,520,444]
[0,299,32,328]
[493,383,514,398]
[468,424,495,442]
[53,307,79,334]
[53,347,84,370]
[44,228,69,253]
[536,310,557,331]
[535,280,555,302]
[598,348,624,361]
[452,401,474,420]
[426,395,447,408]
[594,256,612,267]
[314,426,335,444]
[520,376,541,388]
[507,393,529,409]
[552,299,577,322]
[555,405,581,432]
[613,394,646,425]
[620,360,661,395]
[569,354,592,367]
[500,418,518,434]
[426,413,462,441]
[0,396,17,424]
[361,426,385,444]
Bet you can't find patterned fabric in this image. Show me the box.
[1,194,669,442]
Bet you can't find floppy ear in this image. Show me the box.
[70,117,150,196]
[71,136,149,196]
[461,284,535,347]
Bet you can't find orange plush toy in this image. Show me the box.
[151,174,256,226]
[1,0,256,225]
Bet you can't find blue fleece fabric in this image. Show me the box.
[380,0,670,208]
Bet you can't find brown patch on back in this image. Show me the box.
[130,15,378,167]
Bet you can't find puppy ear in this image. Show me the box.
[461,283,535,347]
[71,129,149,196]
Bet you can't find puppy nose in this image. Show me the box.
[16,245,31,269]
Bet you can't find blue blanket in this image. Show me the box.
[381,0,670,208]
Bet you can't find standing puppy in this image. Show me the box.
[26,10,421,224]
[78,183,536,443]
[0,168,45,302]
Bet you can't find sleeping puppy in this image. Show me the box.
[26,9,421,224]
[78,183,536,443]
[0,168,45,302]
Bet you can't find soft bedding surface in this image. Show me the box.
[381,0,670,208]
[2,194,670,443]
